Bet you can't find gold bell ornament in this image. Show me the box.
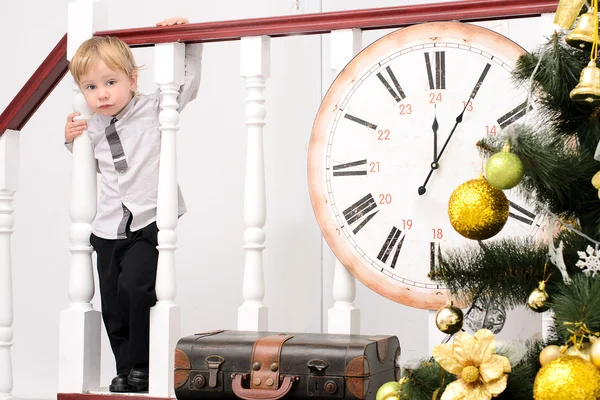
[566,10,596,50]
[554,0,587,29]
[570,0,600,104]
[570,61,600,104]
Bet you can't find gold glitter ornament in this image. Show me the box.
[553,0,587,29]
[375,380,402,400]
[435,300,464,334]
[485,142,524,190]
[533,356,600,400]
[527,281,550,313]
[448,177,509,240]
[539,345,563,366]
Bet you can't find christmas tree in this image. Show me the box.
[378,2,600,399]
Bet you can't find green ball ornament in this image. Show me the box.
[376,381,402,400]
[485,143,524,190]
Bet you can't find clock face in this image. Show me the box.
[308,22,543,310]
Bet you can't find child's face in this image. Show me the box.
[79,61,137,117]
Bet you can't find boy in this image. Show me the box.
[64,17,202,392]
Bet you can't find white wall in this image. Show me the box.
[0,1,548,398]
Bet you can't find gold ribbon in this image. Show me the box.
[563,321,600,350]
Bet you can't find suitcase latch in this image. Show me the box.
[307,359,329,374]
[206,355,225,387]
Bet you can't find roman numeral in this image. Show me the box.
[470,63,491,99]
[344,113,377,130]
[425,51,446,90]
[343,194,379,234]
[508,201,536,226]
[377,226,405,269]
[498,101,531,129]
[377,66,406,102]
[332,159,367,176]
[427,242,442,285]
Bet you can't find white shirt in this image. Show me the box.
[68,44,203,239]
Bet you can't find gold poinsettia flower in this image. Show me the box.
[432,329,511,400]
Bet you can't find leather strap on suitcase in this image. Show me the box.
[232,334,298,400]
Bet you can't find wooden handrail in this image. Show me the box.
[0,34,68,136]
[100,0,559,46]
[0,0,558,137]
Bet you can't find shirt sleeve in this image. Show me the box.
[176,43,204,112]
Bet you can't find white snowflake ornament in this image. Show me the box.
[576,245,600,277]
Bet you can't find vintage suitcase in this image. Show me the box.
[174,330,400,400]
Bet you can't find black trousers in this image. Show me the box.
[90,220,159,375]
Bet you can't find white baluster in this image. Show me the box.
[238,36,270,332]
[149,42,184,397]
[58,91,101,393]
[428,309,448,355]
[58,1,106,392]
[0,130,18,400]
[327,29,361,335]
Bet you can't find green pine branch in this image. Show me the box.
[400,338,562,400]
[435,232,586,309]
[513,32,600,152]
[551,274,600,340]
[400,360,455,400]
[437,238,548,309]
[479,126,600,238]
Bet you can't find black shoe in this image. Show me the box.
[109,373,140,393]
[128,366,149,391]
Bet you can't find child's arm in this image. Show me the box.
[176,43,203,112]
[155,17,203,112]
[63,112,100,173]
[64,112,87,151]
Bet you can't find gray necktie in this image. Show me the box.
[105,117,128,173]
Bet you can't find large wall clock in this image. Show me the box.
[308,21,543,310]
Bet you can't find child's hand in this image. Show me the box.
[156,17,189,26]
[65,112,87,143]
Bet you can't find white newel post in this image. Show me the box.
[0,130,18,400]
[327,29,361,335]
[150,42,184,397]
[58,90,101,392]
[238,36,270,331]
[58,0,106,392]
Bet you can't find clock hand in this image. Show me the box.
[417,63,492,196]
[416,107,441,196]
[432,104,439,168]
[418,99,471,196]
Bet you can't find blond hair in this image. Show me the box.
[69,36,139,86]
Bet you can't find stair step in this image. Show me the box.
[58,392,174,400]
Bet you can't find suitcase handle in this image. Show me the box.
[231,373,297,400]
